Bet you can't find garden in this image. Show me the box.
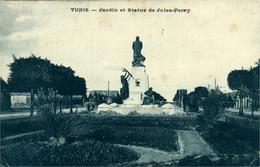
[0,88,258,166]
[1,112,259,166]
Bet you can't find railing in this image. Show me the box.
[224,115,259,129]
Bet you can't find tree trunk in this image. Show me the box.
[59,95,62,113]
[30,89,34,118]
[239,97,243,116]
[70,95,73,113]
[251,105,254,118]
[251,98,255,118]
[54,92,57,114]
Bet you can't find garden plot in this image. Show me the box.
[1,114,219,166]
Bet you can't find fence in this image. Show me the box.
[224,114,259,129]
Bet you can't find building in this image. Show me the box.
[172,89,187,107]
[226,91,251,109]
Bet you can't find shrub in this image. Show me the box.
[128,111,139,116]
[0,139,139,166]
[34,88,84,140]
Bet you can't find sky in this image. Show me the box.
[0,0,259,101]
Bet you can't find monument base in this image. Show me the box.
[123,66,149,105]
[97,103,186,116]
[123,92,143,105]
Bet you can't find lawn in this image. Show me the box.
[80,115,198,130]
[1,114,184,166]
[1,118,42,138]
[87,125,178,152]
[2,114,257,166]
[1,139,139,166]
[196,117,259,166]
[66,115,192,152]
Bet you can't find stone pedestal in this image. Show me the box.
[123,66,149,105]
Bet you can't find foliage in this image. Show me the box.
[227,64,260,112]
[195,86,209,98]
[113,92,123,104]
[197,121,259,166]
[186,91,199,112]
[227,70,252,91]
[249,65,260,110]
[88,125,178,152]
[183,87,208,112]
[202,89,227,119]
[0,139,139,166]
[8,55,52,92]
[227,67,259,98]
[0,118,41,138]
[184,87,209,112]
[88,92,123,105]
[35,88,84,139]
[250,65,259,91]
[8,54,86,97]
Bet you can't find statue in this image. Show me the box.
[120,68,141,100]
[120,69,130,100]
[132,36,145,67]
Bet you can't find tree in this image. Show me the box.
[227,70,251,115]
[195,86,209,98]
[50,64,75,94]
[249,64,260,116]
[69,76,86,112]
[8,55,52,92]
[113,92,123,104]
[202,89,226,119]
[8,54,87,114]
[250,65,259,92]
[49,64,75,113]
[186,91,199,112]
[227,67,259,116]
[227,70,251,91]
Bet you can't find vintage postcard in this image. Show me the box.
[0,0,259,166]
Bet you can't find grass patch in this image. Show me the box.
[1,139,139,166]
[80,115,198,130]
[1,131,46,146]
[87,125,178,152]
[198,121,258,154]
[196,118,259,166]
[1,118,41,138]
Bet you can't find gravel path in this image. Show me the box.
[117,130,214,164]
[116,144,181,164]
[1,130,44,141]
[177,130,214,156]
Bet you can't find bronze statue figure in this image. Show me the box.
[120,69,131,100]
[132,36,145,67]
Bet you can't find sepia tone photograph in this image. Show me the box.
[0,0,259,166]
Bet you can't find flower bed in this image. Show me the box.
[88,125,178,152]
[1,139,139,166]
